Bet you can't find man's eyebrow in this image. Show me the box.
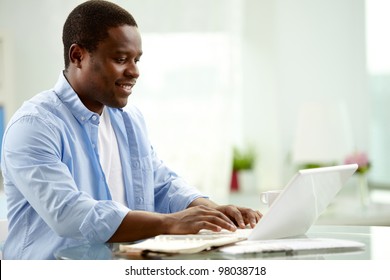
[114,50,143,56]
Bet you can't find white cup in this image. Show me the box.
[260,190,282,207]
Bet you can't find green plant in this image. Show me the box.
[232,147,255,171]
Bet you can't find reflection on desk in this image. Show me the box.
[317,191,390,226]
[55,226,390,260]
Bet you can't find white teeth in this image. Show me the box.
[119,84,132,89]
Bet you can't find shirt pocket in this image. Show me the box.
[131,155,152,171]
[130,155,154,192]
[140,155,152,171]
[135,155,154,210]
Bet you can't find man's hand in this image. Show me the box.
[214,205,262,229]
[188,197,262,229]
[164,205,238,234]
[108,198,262,243]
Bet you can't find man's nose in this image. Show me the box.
[124,62,139,78]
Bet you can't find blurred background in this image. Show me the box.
[0,0,389,225]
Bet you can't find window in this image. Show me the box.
[128,33,236,201]
[366,0,390,186]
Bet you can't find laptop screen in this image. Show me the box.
[249,164,358,240]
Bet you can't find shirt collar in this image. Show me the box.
[53,72,97,124]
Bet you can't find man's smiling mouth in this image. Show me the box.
[116,81,136,93]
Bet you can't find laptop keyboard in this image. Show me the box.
[154,228,252,241]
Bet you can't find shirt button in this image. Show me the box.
[132,161,140,169]
[92,115,98,121]
[81,116,86,121]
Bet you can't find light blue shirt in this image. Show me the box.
[1,73,204,259]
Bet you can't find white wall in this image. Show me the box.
[0,0,79,120]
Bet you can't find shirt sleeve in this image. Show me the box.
[2,114,128,243]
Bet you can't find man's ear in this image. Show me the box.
[68,44,85,68]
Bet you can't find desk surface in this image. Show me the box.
[55,225,390,260]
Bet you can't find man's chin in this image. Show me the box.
[107,98,129,109]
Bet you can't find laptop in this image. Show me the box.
[119,164,358,254]
[248,163,358,240]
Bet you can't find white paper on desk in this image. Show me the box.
[218,238,365,255]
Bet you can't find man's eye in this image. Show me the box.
[116,58,126,63]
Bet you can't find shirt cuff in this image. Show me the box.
[79,201,129,243]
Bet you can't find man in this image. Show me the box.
[1,0,261,259]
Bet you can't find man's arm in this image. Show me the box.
[107,205,238,242]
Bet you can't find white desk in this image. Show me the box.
[55,225,390,260]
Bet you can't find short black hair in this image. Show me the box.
[62,0,138,69]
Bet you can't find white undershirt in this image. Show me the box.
[98,107,126,205]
